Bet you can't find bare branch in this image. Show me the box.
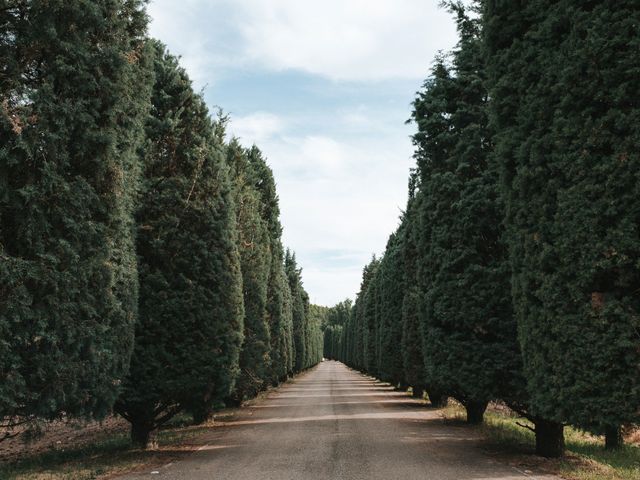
[516,421,536,433]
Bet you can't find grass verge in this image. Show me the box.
[442,403,640,480]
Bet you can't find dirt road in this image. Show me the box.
[120,361,557,479]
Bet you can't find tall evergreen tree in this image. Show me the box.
[410,2,520,425]
[324,300,351,360]
[401,185,433,401]
[352,257,379,373]
[226,140,271,405]
[306,305,325,366]
[0,0,151,425]
[114,43,243,447]
[363,259,381,377]
[286,250,309,372]
[246,147,296,384]
[485,0,640,453]
[377,235,405,386]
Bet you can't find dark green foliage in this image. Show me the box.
[351,257,379,373]
[0,0,151,423]
[410,2,520,424]
[3,0,636,462]
[484,0,640,450]
[376,232,405,386]
[311,303,330,333]
[401,186,429,399]
[286,250,309,372]
[114,43,244,446]
[227,140,272,403]
[363,259,381,376]
[323,300,351,360]
[267,261,295,384]
[361,258,378,374]
[244,148,296,385]
[323,325,342,360]
[306,304,325,367]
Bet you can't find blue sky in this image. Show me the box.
[148,0,458,306]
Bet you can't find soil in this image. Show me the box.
[0,416,129,464]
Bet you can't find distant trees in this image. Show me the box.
[325,0,639,459]
[286,251,308,372]
[322,300,350,360]
[1,4,322,447]
[286,251,323,371]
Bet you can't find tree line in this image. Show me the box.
[324,0,639,458]
[0,0,322,448]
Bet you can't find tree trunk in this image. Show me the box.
[427,389,448,408]
[535,419,564,457]
[605,425,623,449]
[412,387,424,399]
[191,407,213,425]
[131,421,154,449]
[465,400,488,425]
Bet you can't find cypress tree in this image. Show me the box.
[324,300,351,360]
[485,0,640,453]
[349,297,363,370]
[307,305,325,366]
[411,2,520,425]
[114,43,244,447]
[340,307,352,365]
[376,232,405,386]
[401,186,433,402]
[286,250,309,373]
[0,0,151,424]
[247,148,296,384]
[265,256,294,385]
[353,257,379,373]
[363,259,381,376]
[323,324,343,360]
[226,140,271,405]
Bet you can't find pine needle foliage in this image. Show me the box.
[410,2,518,425]
[0,0,152,424]
[226,140,272,404]
[114,43,244,447]
[484,0,640,452]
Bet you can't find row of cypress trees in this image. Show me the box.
[325,0,639,458]
[0,0,322,448]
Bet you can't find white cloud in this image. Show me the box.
[303,266,366,307]
[148,0,458,83]
[145,0,456,304]
[228,112,286,143]
[147,0,244,87]
[237,127,413,305]
[236,0,457,81]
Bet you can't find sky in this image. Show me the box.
[147,0,458,306]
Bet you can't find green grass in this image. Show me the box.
[442,404,640,480]
[0,415,211,480]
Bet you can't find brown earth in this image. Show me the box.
[0,416,128,463]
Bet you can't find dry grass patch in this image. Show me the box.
[0,415,213,480]
[441,403,640,480]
